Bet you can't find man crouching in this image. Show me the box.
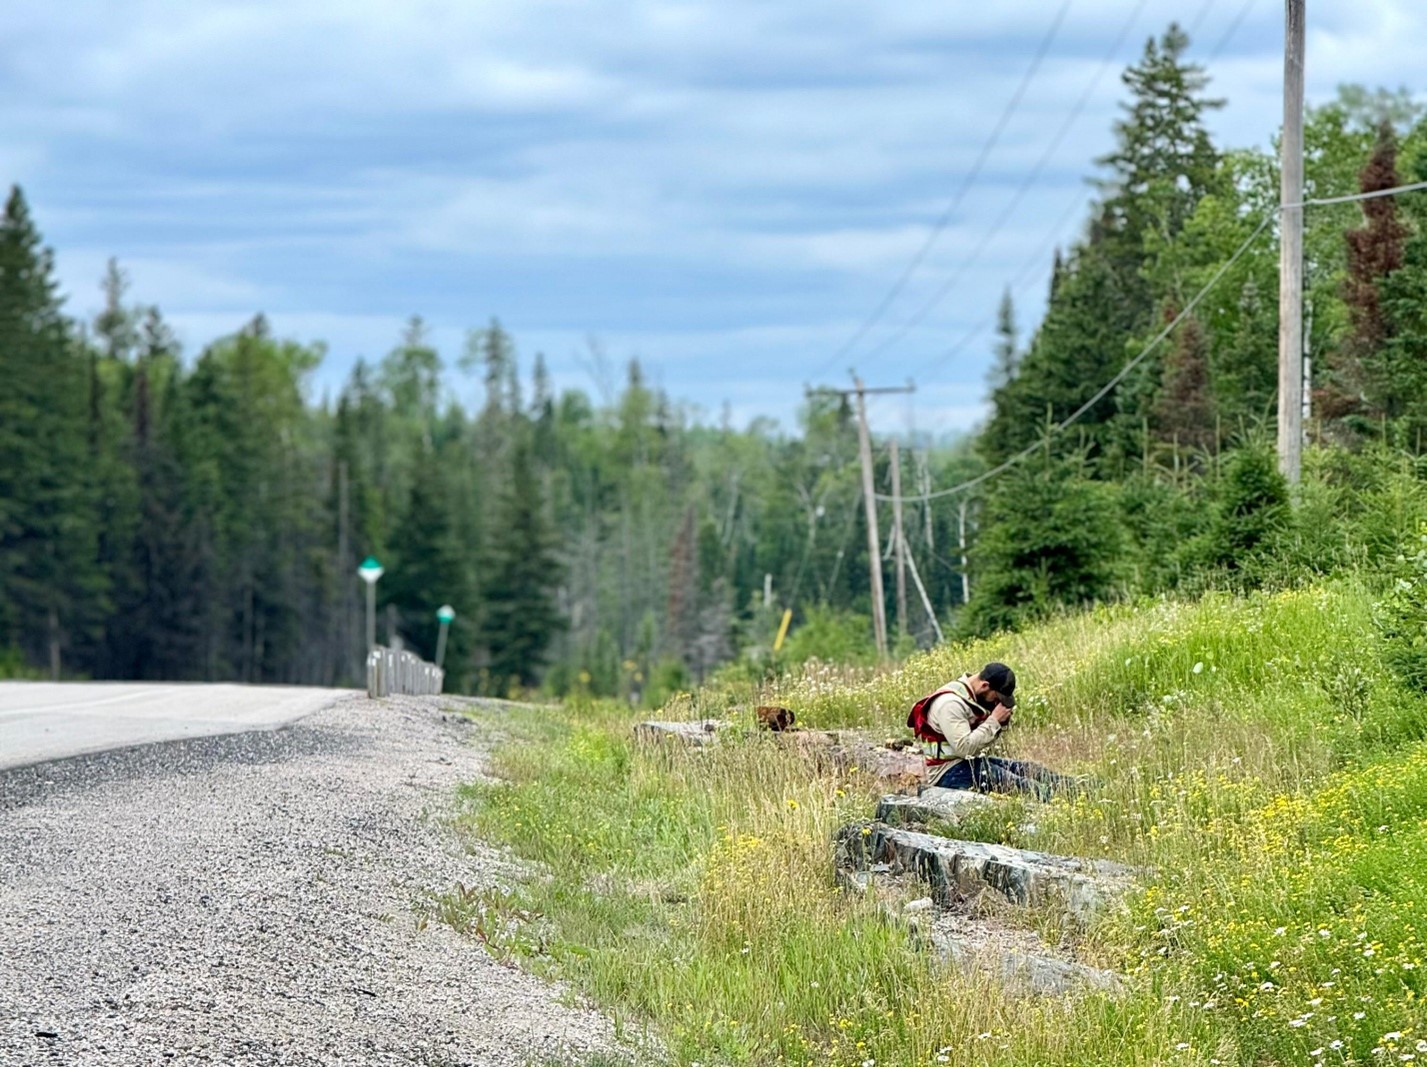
[907,662,1077,801]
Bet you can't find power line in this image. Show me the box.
[814,0,1074,375]
[1298,179,1427,209]
[881,176,1427,505]
[880,211,1274,503]
[1188,0,1220,37]
[905,183,1088,383]
[855,0,1150,367]
[1208,0,1258,61]
[902,1,1256,421]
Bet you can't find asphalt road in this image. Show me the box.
[0,694,626,1065]
[0,682,350,771]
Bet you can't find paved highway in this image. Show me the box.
[0,681,350,770]
[0,694,621,1064]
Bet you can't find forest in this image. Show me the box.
[4,25,1427,698]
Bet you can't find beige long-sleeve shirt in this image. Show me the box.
[925,674,1003,780]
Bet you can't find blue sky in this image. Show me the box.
[7,0,1424,434]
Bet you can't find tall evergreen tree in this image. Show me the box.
[1381,150,1427,444]
[987,288,1019,391]
[483,438,563,691]
[1330,122,1411,426]
[982,24,1224,467]
[130,311,206,678]
[88,263,145,675]
[385,446,476,686]
[1153,311,1216,455]
[1094,23,1224,311]
[0,187,103,675]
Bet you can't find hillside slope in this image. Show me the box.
[453,579,1427,1067]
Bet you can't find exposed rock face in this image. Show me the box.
[921,925,1124,996]
[630,720,923,789]
[850,744,925,792]
[836,820,1136,996]
[632,720,724,746]
[835,823,1136,921]
[875,787,1000,826]
[783,731,924,792]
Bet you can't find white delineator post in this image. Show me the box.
[435,604,455,670]
[358,556,383,655]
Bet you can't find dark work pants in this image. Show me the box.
[930,756,1076,802]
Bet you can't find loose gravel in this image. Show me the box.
[0,694,632,1067]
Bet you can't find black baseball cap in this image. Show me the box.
[979,662,1016,708]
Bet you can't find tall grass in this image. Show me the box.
[450,577,1427,1066]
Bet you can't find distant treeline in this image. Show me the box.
[7,25,1427,695]
[0,185,976,694]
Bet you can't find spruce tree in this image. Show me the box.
[1094,23,1224,313]
[982,25,1224,467]
[483,438,563,692]
[1207,446,1290,572]
[131,312,205,678]
[88,264,144,675]
[0,187,103,674]
[1332,122,1411,427]
[1381,150,1427,445]
[960,448,1124,636]
[1153,311,1216,455]
[385,446,476,686]
[980,250,1132,463]
[987,288,1019,391]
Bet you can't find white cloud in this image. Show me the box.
[5,0,1427,421]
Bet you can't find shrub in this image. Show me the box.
[960,450,1126,637]
[777,605,878,668]
[1207,444,1290,571]
[1376,524,1427,692]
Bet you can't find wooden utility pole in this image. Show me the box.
[808,378,916,659]
[916,450,935,551]
[889,437,907,639]
[852,379,888,658]
[1278,0,1306,485]
[957,498,972,607]
[900,529,945,646]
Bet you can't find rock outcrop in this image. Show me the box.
[835,823,1136,920]
[923,926,1124,996]
[875,787,1000,826]
[632,720,724,746]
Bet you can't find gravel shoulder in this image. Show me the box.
[0,694,628,1067]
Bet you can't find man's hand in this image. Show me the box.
[990,703,1013,726]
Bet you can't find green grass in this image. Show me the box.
[447,578,1427,1066]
